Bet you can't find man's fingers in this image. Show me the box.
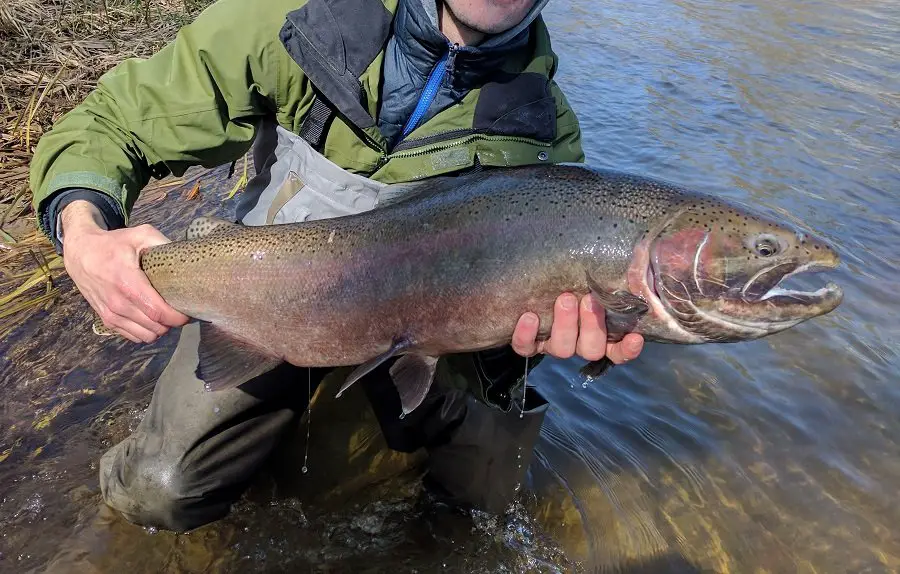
[575,295,607,361]
[107,289,166,337]
[605,333,645,365]
[544,293,578,359]
[128,230,190,327]
[63,222,185,342]
[127,276,189,327]
[111,306,165,341]
[115,330,142,344]
[511,312,541,356]
[108,316,159,344]
[513,294,644,362]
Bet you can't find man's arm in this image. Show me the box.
[29,0,290,240]
[28,0,301,342]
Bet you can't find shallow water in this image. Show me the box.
[2,0,899,571]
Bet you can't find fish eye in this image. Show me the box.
[754,235,779,257]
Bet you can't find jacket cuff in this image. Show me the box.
[42,188,126,254]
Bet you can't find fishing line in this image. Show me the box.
[302,367,311,473]
[520,355,529,419]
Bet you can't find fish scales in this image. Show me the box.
[142,168,669,360]
[135,164,842,412]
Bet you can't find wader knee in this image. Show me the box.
[98,391,302,533]
[98,323,315,532]
[99,444,241,533]
[424,387,548,513]
[362,347,549,513]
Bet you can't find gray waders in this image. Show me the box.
[99,122,549,532]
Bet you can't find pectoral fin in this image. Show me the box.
[336,337,412,398]
[586,275,649,342]
[389,353,440,416]
[579,277,646,379]
[579,357,615,379]
[197,322,283,391]
[587,276,649,316]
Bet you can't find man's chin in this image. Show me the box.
[444,0,538,36]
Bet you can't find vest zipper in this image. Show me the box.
[399,44,459,140]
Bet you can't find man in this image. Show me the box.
[29,0,644,532]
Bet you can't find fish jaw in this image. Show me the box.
[646,199,844,343]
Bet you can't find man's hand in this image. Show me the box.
[511,293,644,365]
[60,200,189,343]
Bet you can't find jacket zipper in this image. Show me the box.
[371,44,549,168]
[399,44,459,140]
[390,133,551,159]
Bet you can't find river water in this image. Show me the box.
[1,0,898,572]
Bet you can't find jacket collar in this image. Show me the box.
[394,0,536,88]
[279,0,553,132]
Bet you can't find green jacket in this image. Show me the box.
[29,0,584,233]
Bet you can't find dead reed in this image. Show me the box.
[0,0,212,336]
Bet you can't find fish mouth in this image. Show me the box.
[710,256,843,337]
[649,254,843,341]
[743,261,843,310]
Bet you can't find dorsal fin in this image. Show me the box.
[374,181,428,208]
[185,216,240,240]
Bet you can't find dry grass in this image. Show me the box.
[0,0,212,336]
[0,229,62,339]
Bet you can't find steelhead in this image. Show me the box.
[135,165,843,414]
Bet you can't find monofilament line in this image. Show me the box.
[520,355,529,419]
[302,367,311,474]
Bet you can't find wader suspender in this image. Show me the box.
[297,95,336,152]
[229,95,334,179]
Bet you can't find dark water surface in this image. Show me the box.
[2,0,898,571]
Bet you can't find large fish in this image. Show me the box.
[134,165,842,414]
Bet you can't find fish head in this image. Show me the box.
[647,198,843,342]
